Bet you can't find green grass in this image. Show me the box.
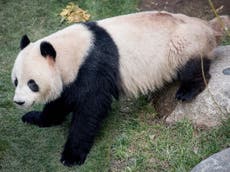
[0,0,230,171]
[222,35,230,45]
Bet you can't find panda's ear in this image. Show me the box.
[40,41,56,60]
[20,34,30,50]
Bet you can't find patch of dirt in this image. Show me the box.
[139,0,230,20]
[150,83,179,119]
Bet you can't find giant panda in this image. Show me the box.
[11,11,227,166]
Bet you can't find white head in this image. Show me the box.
[11,35,63,108]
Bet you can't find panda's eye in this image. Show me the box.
[14,78,18,87]
[27,79,39,92]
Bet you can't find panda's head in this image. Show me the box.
[11,35,63,108]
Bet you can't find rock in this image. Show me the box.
[191,148,230,172]
[152,46,230,128]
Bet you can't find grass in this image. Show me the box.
[0,0,230,171]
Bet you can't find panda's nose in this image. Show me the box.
[14,101,25,105]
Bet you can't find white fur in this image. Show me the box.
[209,15,230,44]
[98,11,217,96]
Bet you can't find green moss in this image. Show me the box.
[222,35,230,45]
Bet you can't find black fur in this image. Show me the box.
[40,41,56,60]
[176,57,211,101]
[27,79,39,92]
[20,34,30,50]
[22,22,120,166]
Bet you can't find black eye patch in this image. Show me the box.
[27,79,39,92]
[14,78,18,87]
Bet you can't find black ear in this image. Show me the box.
[20,34,30,50]
[40,41,56,60]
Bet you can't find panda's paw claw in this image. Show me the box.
[61,147,87,166]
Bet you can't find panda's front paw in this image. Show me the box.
[22,111,46,127]
[61,146,87,166]
[22,111,41,125]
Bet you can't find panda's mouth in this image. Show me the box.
[16,101,35,109]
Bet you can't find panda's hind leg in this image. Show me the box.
[175,57,211,101]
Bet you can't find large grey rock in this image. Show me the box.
[156,45,230,128]
[191,148,230,172]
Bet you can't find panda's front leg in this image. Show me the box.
[60,92,112,166]
[22,96,70,127]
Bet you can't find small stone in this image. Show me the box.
[223,67,230,75]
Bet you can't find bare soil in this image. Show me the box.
[139,0,230,20]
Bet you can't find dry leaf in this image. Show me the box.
[60,2,90,23]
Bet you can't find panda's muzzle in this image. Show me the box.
[14,101,25,106]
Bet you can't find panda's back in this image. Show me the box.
[97,11,216,96]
